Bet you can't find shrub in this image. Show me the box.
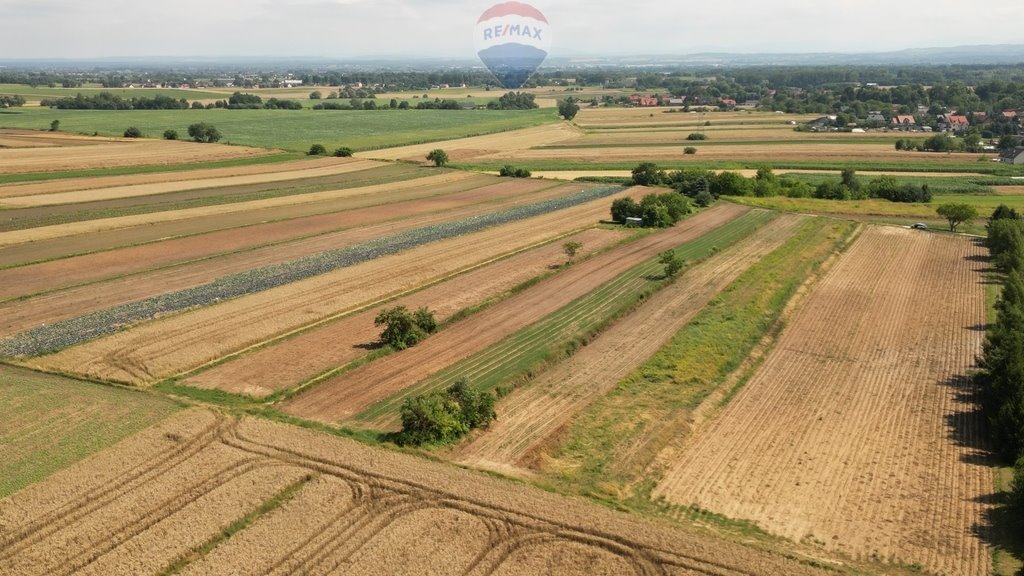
[499,165,531,178]
[426,149,449,167]
[49,120,60,132]
[333,147,354,157]
[308,143,327,156]
[162,129,178,141]
[395,378,496,446]
[1012,456,1024,510]
[686,132,708,141]
[123,126,142,138]
[683,146,698,155]
[187,122,221,143]
[659,249,683,278]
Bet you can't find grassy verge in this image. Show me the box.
[157,475,313,576]
[351,210,777,429]
[540,218,858,503]
[0,107,558,152]
[0,152,302,185]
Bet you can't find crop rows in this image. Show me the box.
[0,185,623,357]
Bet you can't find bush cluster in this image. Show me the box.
[486,92,538,110]
[610,192,691,228]
[374,306,438,350]
[498,165,531,178]
[395,379,496,446]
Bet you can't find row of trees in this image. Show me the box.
[895,133,986,153]
[0,95,26,108]
[40,92,190,110]
[975,206,1024,516]
[486,92,538,110]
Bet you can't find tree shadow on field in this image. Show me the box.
[941,373,1024,567]
[354,340,385,351]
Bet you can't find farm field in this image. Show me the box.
[0,365,179,498]
[282,204,754,426]
[22,185,636,383]
[0,408,837,576]
[0,107,558,152]
[182,227,628,398]
[0,129,270,173]
[452,213,806,476]
[654,227,991,575]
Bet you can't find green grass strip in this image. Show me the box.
[545,218,859,503]
[157,475,313,576]
[352,209,776,428]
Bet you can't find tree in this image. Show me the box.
[394,378,496,446]
[333,147,354,157]
[683,146,698,155]
[162,129,178,141]
[49,120,60,132]
[631,162,666,186]
[936,203,979,232]
[558,98,580,120]
[659,249,683,278]
[187,122,221,143]
[123,126,142,138]
[686,132,708,141]
[308,143,327,156]
[611,197,641,223]
[563,241,583,262]
[309,91,322,100]
[498,165,530,178]
[426,149,449,167]
[374,305,438,350]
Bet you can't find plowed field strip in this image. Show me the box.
[0,179,570,335]
[30,187,635,384]
[0,158,383,205]
[183,228,626,398]
[0,139,270,173]
[455,215,802,472]
[0,171,477,248]
[653,227,991,575]
[0,163,421,232]
[0,172,495,272]
[353,211,778,432]
[281,204,751,425]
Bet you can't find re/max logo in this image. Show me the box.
[483,24,543,41]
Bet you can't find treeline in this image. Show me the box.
[0,95,26,108]
[976,205,1024,510]
[627,163,931,204]
[40,92,190,110]
[209,92,303,110]
[486,92,538,110]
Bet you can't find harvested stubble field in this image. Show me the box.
[0,157,384,207]
[0,172,493,269]
[26,186,632,383]
[283,204,752,426]
[0,134,270,173]
[572,108,816,128]
[654,226,991,575]
[358,122,581,162]
[454,214,804,476]
[183,227,627,398]
[0,170,476,248]
[0,178,573,335]
[0,407,837,576]
[0,364,179,498]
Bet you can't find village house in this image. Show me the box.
[867,112,886,123]
[1001,146,1024,165]
[891,115,916,129]
[941,114,970,133]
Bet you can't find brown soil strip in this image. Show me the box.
[654,227,992,575]
[281,204,750,425]
[0,139,270,174]
[184,228,627,397]
[454,215,803,474]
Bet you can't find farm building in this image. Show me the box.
[891,115,916,127]
[1000,147,1024,165]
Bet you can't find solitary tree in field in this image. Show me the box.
[563,241,583,263]
[123,126,142,138]
[49,120,60,132]
[163,129,178,141]
[374,305,438,350]
[309,91,322,100]
[937,203,979,232]
[426,149,449,167]
[187,122,222,143]
[307,143,327,156]
[659,249,684,278]
[558,98,580,121]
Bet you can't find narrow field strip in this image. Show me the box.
[0,173,496,269]
[453,214,806,475]
[27,187,638,385]
[653,227,991,575]
[354,210,779,431]
[0,157,383,206]
[538,218,858,500]
[0,180,571,335]
[0,163,423,232]
[182,228,627,398]
[1,185,623,358]
[280,204,752,426]
[0,171,476,248]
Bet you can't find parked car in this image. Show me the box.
[912,223,928,230]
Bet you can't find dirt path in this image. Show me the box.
[0,408,836,576]
[0,158,383,206]
[32,189,646,385]
[0,180,570,335]
[184,228,627,397]
[282,204,750,425]
[653,227,992,575]
[454,215,803,474]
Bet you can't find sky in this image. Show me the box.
[1,0,1022,60]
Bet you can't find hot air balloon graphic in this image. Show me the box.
[474,2,552,90]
